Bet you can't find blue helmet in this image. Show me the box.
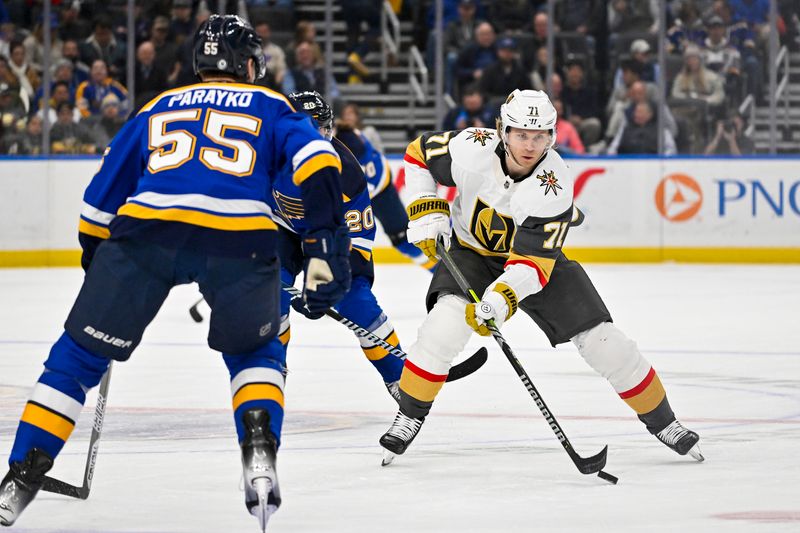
[193,15,266,81]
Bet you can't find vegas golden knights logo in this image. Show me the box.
[470,198,515,253]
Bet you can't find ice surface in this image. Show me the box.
[1,264,799,532]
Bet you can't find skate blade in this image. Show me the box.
[688,444,705,462]
[381,449,396,466]
[251,478,277,532]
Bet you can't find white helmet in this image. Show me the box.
[498,89,557,150]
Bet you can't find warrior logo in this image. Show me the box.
[466,129,494,146]
[536,170,562,196]
[470,197,515,253]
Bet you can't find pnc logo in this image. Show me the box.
[655,173,703,222]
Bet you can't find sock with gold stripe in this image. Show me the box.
[9,333,110,464]
[224,339,287,445]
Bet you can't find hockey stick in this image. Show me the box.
[280,282,486,383]
[41,362,114,499]
[188,297,204,323]
[435,238,618,484]
[188,286,487,382]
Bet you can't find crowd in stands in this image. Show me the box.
[425,0,798,155]
[0,0,797,156]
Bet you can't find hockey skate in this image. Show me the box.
[0,448,53,527]
[384,381,401,404]
[379,411,425,466]
[655,420,704,462]
[240,408,281,532]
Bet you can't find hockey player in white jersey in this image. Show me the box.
[379,89,703,465]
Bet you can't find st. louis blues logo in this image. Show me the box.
[536,170,562,196]
[466,129,494,146]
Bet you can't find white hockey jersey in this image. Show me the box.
[403,127,582,287]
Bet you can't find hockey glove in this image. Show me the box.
[301,226,352,319]
[465,283,519,336]
[406,195,451,261]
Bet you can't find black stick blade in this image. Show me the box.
[569,444,608,474]
[189,303,204,323]
[41,475,87,499]
[446,347,488,382]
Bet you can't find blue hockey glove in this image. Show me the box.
[301,226,351,319]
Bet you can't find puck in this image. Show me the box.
[597,470,618,485]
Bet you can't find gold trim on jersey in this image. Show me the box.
[469,197,515,253]
[405,136,425,166]
[117,203,278,231]
[78,219,110,239]
[507,251,556,282]
[293,153,342,185]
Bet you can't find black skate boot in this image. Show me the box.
[0,448,54,526]
[379,411,425,466]
[655,420,704,461]
[240,408,281,532]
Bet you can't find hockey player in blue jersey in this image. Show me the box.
[0,16,350,531]
[336,108,438,272]
[276,91,405,401]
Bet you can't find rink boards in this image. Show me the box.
[1,155,799,266]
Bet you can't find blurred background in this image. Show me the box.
[0,0,798,156]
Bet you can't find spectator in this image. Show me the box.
[0,81,26,125]
[50,101,96,154]
[480,36,530,101]
[671,44,725,111]
[150,16,180,86]
[606,80,677,142]
[7,40,39,101]
[338,102,384,153]
[521,12,550,71]
[529,46,562,92]
[341,0,381,83]
[556,0,602,36]
[561,58,602,146]
[607,101,677,155]
[283,41,340,100]
[170,0,195,47]
[75,59,128,118]
[4,113,43,155]
[173,6,211,88]
[487,0,535,33]
[702,15,743,106]
[58,3,91,42]
[608,0,659,36]
[0,56,20,94]
[613,39,660,91]
[23,14,62,73]
[728,0,770,43]
[286,21,323,69]
[80,15,127,81]
[442,84,494,130]
[667,0,706,54]
[61,39,90,84]
[441,0,484,96]
[552,98,585,155]
[133,41,168,112]
[254,21,287,87]
[606,59,656,120]
[455,21,497,95]
[36,80,81,125]
[703,112,755,155]
[84,93,125,149]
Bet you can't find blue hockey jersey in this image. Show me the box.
[269,136,375,271]
[336,128,392,199]
[78,82,342,258]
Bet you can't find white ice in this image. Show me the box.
[1,263,799,532]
